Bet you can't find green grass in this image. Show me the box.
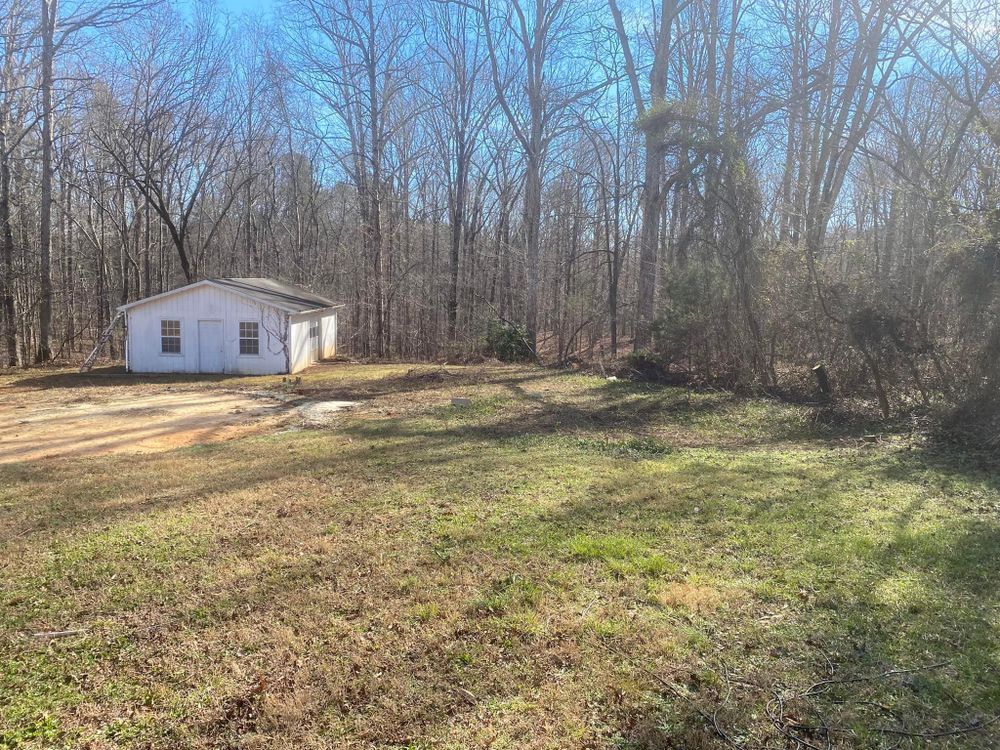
[1,364,998,748]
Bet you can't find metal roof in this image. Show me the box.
[210,278,338,313]
[118,278,341,314]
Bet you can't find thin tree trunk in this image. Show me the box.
[0,125,17,366]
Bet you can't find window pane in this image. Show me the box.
[161,320,180,353]
[239,321,259,355]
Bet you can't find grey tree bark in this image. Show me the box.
[36,0,56,362]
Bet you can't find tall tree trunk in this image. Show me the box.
[523,150,541,353]
[0,125,17,366]
[610,0,675,351]
[635,133,663,350]
[37,0,58,362]
[447,148,466,343]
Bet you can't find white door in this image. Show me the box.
[197,320,225,372]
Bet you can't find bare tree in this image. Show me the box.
[285,0,417,357]
[88,3,244,283]
[0,0,38,366]
[424,0,495,344]
[35,0,153,360]
[475,0,601,354]
[0,0,994,427]
[608,0,678,351]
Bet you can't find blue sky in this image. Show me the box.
[218,0,275,16]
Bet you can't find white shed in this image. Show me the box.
[118,278,342,375]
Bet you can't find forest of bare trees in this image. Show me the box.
[1,0,998,424]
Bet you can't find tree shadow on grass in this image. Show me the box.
[6,366,236,390]
[0,432,370,540]
[3,364,556,410]
[330,382,881,453]
[409,446,1000,748]
[3,387,1000,748]
[898,439,1000,493]
[6,363,899,451]
[286,366,553,402]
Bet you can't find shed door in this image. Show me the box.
[197,320,225,373]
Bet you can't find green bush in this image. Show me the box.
[622,350,668,381]
[651,266,713,366]
[484,320,533,362]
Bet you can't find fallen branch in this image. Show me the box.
[599,640,742,748]
[32,629,87,640]
[876,714,1000,740]
[805,660,950,696]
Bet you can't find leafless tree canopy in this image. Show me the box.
[1,0,998,418]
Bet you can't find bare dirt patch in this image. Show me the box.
[297,399,357,425]
[0,388,288,463]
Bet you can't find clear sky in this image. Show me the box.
[217,0,275,17]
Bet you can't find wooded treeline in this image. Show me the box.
[1,0,998,419]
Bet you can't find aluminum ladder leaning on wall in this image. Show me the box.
[79,311,124,373]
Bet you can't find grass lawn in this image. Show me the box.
[1,364,998,749]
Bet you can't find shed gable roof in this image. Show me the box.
[118,278,340,314]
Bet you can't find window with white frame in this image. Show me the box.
[239,321,259,355]
[160,320,181,354]
[309,321,319,340]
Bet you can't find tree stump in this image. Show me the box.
[812,363,833,399]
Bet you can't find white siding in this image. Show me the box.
[125,285,290,374]
[288,309,338,374]
[320,311,338,359]
[288,317,311,374]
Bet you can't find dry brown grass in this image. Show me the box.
[654,583,728,614]
[1,363,998,749]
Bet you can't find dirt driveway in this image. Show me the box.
[0,383,289,463]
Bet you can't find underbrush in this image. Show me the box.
[940,391,1000,451]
